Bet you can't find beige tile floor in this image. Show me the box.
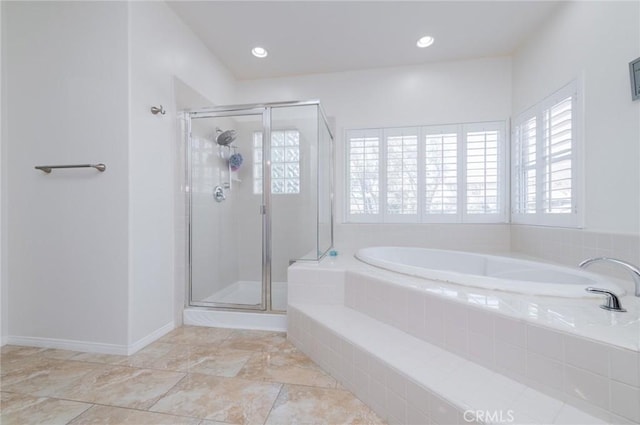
[0,326,385,425]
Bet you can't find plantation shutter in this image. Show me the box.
[513,116,537,214]
[385,128,418,220]
[512,80,580,227]
[345,121,506,224]
[542,96,573,214]
[463,123,505,220]
[423,126,458,217]
[347,129,381,221]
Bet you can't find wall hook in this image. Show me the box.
[150,105,166,115]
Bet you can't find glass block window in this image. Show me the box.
[254,130,300,195]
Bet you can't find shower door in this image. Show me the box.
[185,100,334,313]
[187,108,269,310]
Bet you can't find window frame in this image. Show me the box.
[345,121,508,224]
[511,80,583,228]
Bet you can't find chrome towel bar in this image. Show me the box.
[35,163,106,173]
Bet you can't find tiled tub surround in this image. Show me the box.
[287,256,640,424]
[335,223,511,256]
[289,305,614,425]
[511,226,640,287]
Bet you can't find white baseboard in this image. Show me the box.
[127,321,175,355]
[5,321,176,355]
[5,335,129,355]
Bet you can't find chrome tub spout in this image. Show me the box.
[579,257,640,297]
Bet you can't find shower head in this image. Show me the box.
[215,128,237,146]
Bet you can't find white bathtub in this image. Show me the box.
[355,247,624,297]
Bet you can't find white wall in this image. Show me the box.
[0,1,6,346]
[236,57,514,253]
[128,1,236,344]
[3,2,130,346]
[512,1,640,235]
[2,1,237,352]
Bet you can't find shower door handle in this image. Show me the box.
[260,205,266,215]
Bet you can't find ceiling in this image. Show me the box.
[168,1,561,81]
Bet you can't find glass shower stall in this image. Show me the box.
[184,101,333,313]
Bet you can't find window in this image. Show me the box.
[346,121,506,223]
[424,127,458,215]
[465,124,501,216]
[348,129,380,217]
[253,130,300,194]
[512,81,581,227]
[386,128,418,217]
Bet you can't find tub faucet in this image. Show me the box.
[585,288,626,312]
[579,257,640,297]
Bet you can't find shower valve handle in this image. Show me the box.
[214,186,226,202]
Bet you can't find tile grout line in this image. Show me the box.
[1,392,205,424]
[261,382,285,425]
[62,402,94,425]
[144,371,190,413]
[78,398,201,421]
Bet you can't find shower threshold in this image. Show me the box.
[184,280,288,332]
[183,308,287,332]
[200,280,288,311]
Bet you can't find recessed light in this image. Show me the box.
[416,36,435,48]
[251,47,268,58]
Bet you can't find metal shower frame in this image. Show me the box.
[184,100,334,313]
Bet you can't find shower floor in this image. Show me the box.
[201,280,288,311]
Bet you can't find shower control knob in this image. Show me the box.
[214,186,226,202]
